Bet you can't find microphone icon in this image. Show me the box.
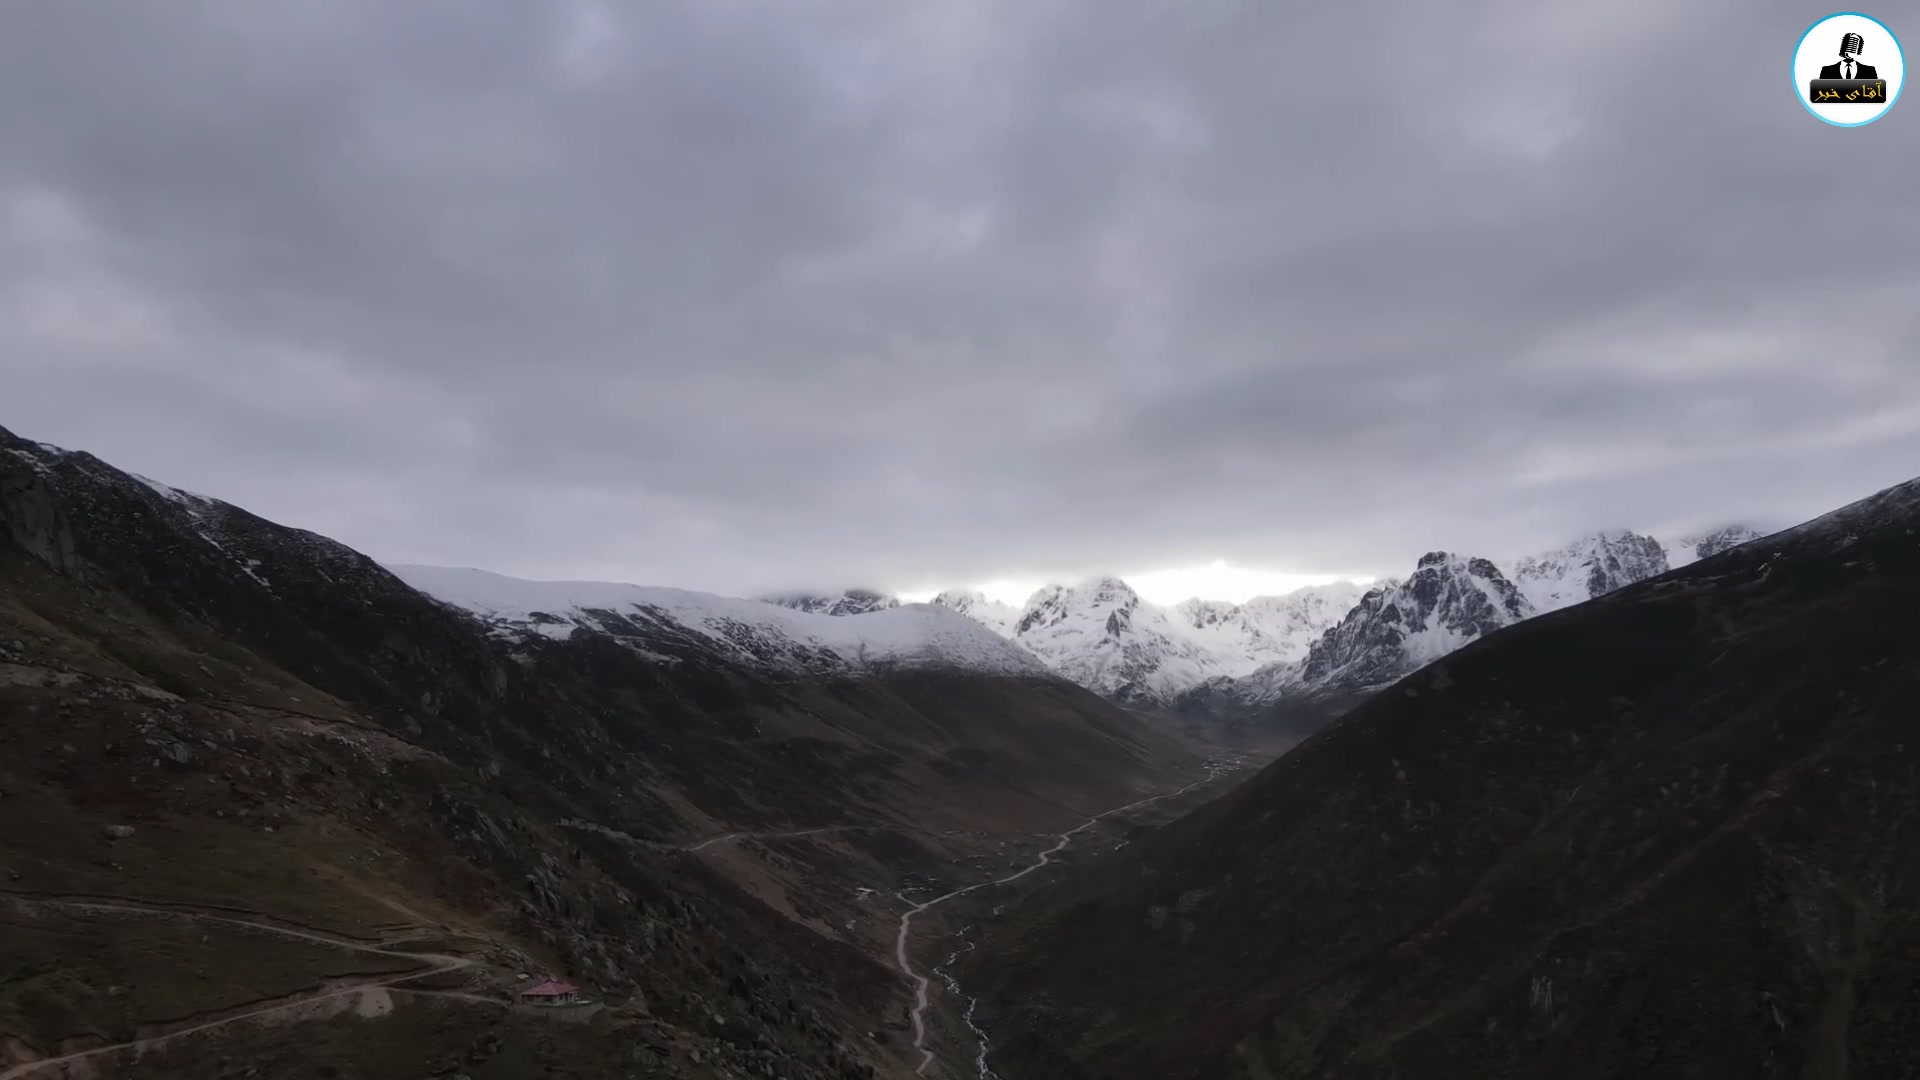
[1815,29,1880,84]
[1796,13,1900,126]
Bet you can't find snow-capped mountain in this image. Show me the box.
[1007,577,1227,705]
[1169,597,1266,669]
[1235,582,1371,662]
[924,578,1367,707]
[389,566,1049,679]
[892,524,1775,711]
[1511,530,1669,614]
[1216,553,1532,709]
[930,589,1020,637]
[1297,553,1531,688]
[1166,582,1370,674]
[1664,525,1767,568]
[1198,527,1771,714]
[409,526,1769,713]
[762,588,900,616]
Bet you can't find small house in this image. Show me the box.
[518,977,581,1006]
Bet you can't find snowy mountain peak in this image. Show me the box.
[918,575,1369,705]
[1015,577,1140,637]
[1406,552,1529,627]
[762,587,900,616]
[1666,525,1766,568]
[1172,597,1240,629]
[1290,551,1531,693]
[1073,575,1143,612]
[929,588,1020,637]
[1512,531,1668,613]
[1001,577,1221,704]
[932,588,989,607]
[1167,582,1374,675]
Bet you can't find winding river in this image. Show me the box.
[891,758,1240,1076]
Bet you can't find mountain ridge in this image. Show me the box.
[388,564,1052,679]
[910,527,1769,714]
[0,422,1206,1080]
[964,469,1920,1079]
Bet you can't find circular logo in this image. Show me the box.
[1795,13,1903,126]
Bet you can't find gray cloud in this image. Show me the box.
[4,0,1916,595]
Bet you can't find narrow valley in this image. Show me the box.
[4,4,1913,1074]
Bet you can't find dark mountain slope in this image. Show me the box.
[0,425,1200,1079]
[0,428,1193,839]
[967,475,1920,1079]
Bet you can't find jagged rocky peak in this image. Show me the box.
[1402,552,1530,632]
[762,587,900,616]
[929,576,1367,704]
[929,588,1020,637]
[1172,597,1240,629]
[1016,575,1141,636]
[1009,575,1222,705]
[1511,530,1669,613]
[931,587,989,609]
[1013,583,1068,635]
[1081,574,1142,607]
[1294,552,1530,693]
[1673,524,1767,566]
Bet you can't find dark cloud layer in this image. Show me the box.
[4,1,1916,594]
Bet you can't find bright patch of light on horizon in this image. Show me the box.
[900,560,1375,607]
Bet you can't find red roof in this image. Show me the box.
[520,978,578,997]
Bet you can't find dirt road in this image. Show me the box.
[0,894,494,1079]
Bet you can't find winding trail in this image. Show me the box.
[682,825,856,852]
[559,818,878,853]
[562,818,1049,855]
[892,760,1239,1076]
[0,895,494,1080]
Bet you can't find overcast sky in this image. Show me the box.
[3,1,1916,601]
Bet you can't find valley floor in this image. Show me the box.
[0,668,1253,1080]
[890,753,1256,1078]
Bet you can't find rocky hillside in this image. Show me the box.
[965,473,1920,1079]
[0,425,1202,1080]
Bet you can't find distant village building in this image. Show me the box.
[518,977,581,1006]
